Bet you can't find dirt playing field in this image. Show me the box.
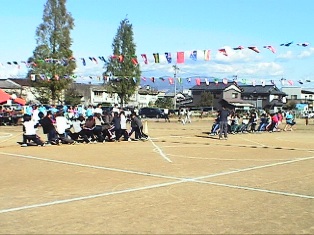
[0,117,313,234]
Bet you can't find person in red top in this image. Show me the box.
[268,113,279,132]
[277,110,283,130]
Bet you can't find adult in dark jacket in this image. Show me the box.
[39,111,58,144]
[218,106,230,140]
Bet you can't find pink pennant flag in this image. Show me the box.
[195,78,201,86]
[177,52,185,63]
[168,77,174,85]
[141,77,147,81]
[218,48,228,56]
[222,78,228,85]
[287,80,294,85]
[263,45,276,53]
[141,54,148,64]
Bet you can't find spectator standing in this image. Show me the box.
[163,108,170,122]
[218,106,230,140]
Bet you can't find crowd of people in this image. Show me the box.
[209,108,296,140]
[20,104,149,147]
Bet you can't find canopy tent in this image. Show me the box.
[13,97,26,106]
[0,89,11,104]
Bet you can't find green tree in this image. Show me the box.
[104,18,141,106]
[63,87,82,105]
[285,100,297,110]
[198,91,214,107]
[28,0,76,104]
[155,97,173,109]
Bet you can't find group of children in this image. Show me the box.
[210,110,296,136]
[21,107,149,147]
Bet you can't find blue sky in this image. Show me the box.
[0,0,314,90]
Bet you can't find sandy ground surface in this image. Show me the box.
[0,117,313,234]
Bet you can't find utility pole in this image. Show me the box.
[172,64,179,109]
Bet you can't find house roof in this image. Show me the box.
[240,85,287,96]
[7,78,31,87]
[190,82,241,91]
[0,79,22,89]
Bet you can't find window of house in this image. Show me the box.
[291,95,297,100]
[232,93,238,99]
[94,91,103,97]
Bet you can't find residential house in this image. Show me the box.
[240,85,287,112]
[189,82,253,110]
[189,82,287,111]
[281,86,314,111]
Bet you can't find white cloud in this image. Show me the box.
[297,47,314,59]
[276,51,294,61]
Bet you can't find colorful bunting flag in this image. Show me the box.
[153,53,160,63]
[195,78,201,86]
[263,45,276,53]
[177,52,185,63]
[205,78,209,85]
[190,50,197,61]
[204,50,211,61]
[131,56,138,65]
[218,48,228,56]
[141,54,148,64]
[168,77,174,85]
[248,46,260,53]
[233,46,244,50]
[165,52,172,64]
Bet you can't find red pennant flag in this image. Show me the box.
[131,56,138,65]
[196,78,201,86]
[118,55,124,62]
[168,77,174,85]
[177,52,185,63]
[218,48,228,56]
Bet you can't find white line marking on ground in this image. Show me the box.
[0,152,313,214]
[167,154,289,162]
[193,156,314,180]
[0,133,13,138]
[0,132,21,144]
[148,137,172,163]
[0,181,183,214]
[195,180,314,199]
[0,152,177,180]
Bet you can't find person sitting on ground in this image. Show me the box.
[21,114,45,147]
[83,115,96,143]
[39,111,59,145]
[93,112,105,142]
[55,111,75,144]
